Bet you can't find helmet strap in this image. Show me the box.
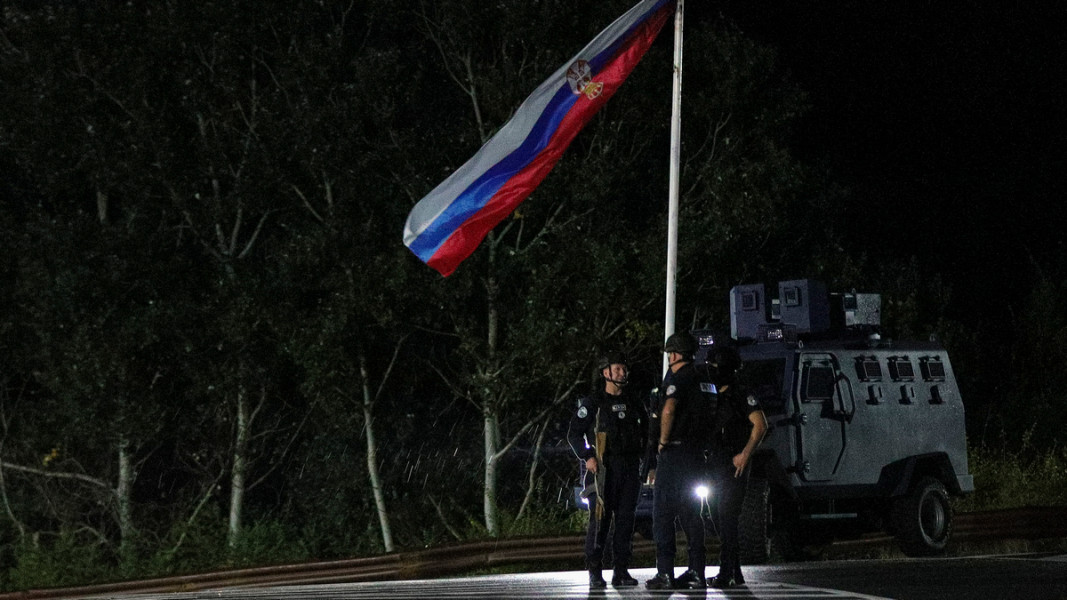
[604,378,627,395]
[602,365,628,391]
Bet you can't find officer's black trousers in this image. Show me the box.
[710,459,749,577]
[584,454,641,571]
[651,448,705,576]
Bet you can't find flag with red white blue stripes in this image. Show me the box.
[403,0,675,276]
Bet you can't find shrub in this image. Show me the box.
[958,437,1067,512]
[228,520,309,568]
[7,531,110,591]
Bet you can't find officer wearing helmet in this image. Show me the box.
[567,351,649,589]
[705,344,767,588]
[645,331,708,590]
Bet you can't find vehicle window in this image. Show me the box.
[921,357,947,381]
[856,357,882,381]
[802,364,836,402]
[889,358,915,380]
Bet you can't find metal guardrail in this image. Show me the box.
[1,536,595,600]
[4,506,1067,600]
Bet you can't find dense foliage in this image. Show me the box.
[0,0,1062,590]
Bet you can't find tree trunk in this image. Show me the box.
[483,407,501,536]
[116,436,135,553]
[359,349,394,552]
[96,189,109,225]
[516,418,547,521]
[0,443,27,541]
[482,240,503,536]
[228,385,250,549]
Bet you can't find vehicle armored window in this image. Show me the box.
[855,356,882,381]
[920,357,947,381]
[889,357,915,381]
[801,361,836,402]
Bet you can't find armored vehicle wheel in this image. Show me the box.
[768,504,806,562]
[739,478,771,564]
[892,476,952,556]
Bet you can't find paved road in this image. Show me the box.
[87,554,1067,600]
[764,552,1067,600]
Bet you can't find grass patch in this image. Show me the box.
[957,437,1067,512]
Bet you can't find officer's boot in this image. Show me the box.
[644,572,674,590]
[709,562,740,588]
[611,567,638,587]
[675,568,707,589]
[588,568,607,589]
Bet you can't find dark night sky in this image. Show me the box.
[709,1,1066,323]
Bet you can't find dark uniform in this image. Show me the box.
[650,361,707,584]
[708,382,763,585]
[567,385,649,579]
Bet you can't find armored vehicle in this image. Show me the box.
[701,279,974,562]
[576,279,974,563]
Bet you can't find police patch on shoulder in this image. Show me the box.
[665,385,676,397]
[747,395,758,407]
[577,406,588,418]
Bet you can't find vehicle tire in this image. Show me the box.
[739,477,771,564]
[892,476,952,556]
[768,502,804,562]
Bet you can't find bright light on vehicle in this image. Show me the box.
[694,484,710,499]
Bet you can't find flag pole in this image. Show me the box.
[663,0,684,376]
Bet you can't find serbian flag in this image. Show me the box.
[403,0,675,276]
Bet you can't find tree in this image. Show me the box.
[0,4,196,559]
[2,0,328,554]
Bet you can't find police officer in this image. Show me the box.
[567,351,648,589]
[645,331,707,590]
[706,345,767,588]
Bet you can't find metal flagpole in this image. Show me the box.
[663,0,684,376]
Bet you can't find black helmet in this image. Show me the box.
[597,351,627,371]
[708,345,742,385]
[663,331,697,356]
[709,345,742,374]
[598,351,630,386]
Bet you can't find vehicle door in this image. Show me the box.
[794,352,855,481]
